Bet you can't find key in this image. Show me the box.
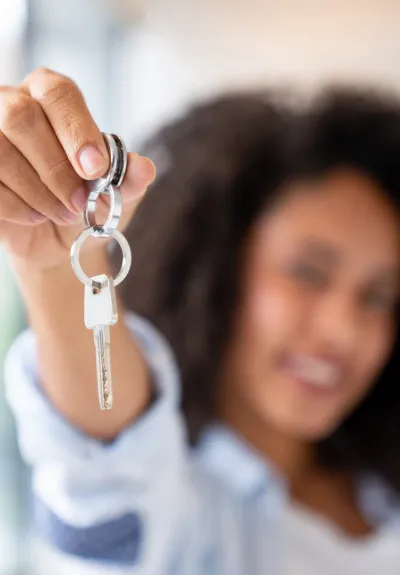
[84,274,118,410]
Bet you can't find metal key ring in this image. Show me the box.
[70,227,132,288]
[84,184,122,238]
[87,133,128,194]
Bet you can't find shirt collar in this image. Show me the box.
[195,423,288,499]
[196,425,400,530]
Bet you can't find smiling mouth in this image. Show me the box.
[280,354,345,393]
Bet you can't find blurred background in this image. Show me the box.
[1,0,400,573]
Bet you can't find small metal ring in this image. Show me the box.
[87,133,128,194]
[84,184,122,237]
[70,227,132,288]
[109,134,128,188]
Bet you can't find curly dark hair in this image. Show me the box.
[119,88,400,493]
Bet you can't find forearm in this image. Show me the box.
[10,250,150,440]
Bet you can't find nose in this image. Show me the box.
[310,290,361,354]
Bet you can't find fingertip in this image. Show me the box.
[142,156,157,184]
[128,153,156,185]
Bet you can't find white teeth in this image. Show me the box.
[286,356,340,389]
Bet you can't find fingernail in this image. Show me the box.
[71,185,88,212]
[30,210,47,223]
[78,145,107,177]
[60,206,81,223]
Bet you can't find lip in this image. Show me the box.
[278,353,347,396]
[282,371,341,396]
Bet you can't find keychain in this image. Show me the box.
[70,133,132,410]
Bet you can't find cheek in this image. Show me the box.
[242,276,301,353]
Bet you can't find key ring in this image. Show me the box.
[70,227,132,288]
[87,133,128,194]
[84,185,122,238]
[84,133,127,238]
[70,132,132,412]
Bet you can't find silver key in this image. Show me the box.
[84,274,118,410]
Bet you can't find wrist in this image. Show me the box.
[10,246,116,341]
[10,246,111,287]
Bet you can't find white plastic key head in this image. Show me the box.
[84,274,118,329]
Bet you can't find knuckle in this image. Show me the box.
[46,156,71,180]
[29,69,77,106]
[18,180,59,219]
[64,114,89,151]
[44,156,78,190]
[64,112,82,132]
[30,66,57,79]
[0,92,36,132]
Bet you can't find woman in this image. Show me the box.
[3,69,400,574]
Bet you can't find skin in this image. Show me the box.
[2,68,399,539]
[218,168,400,536]
[0,68,155,437]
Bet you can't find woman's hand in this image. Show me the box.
[0,68,155,269]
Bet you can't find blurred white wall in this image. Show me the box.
[112,0,400,146]
[26,0,132,137]
[0,0,26,83]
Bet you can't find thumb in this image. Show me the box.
[97,152,156,231]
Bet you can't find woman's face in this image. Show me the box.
[222,168,400,440]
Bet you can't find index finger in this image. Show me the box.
[22,68,109,180]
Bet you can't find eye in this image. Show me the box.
[290,262,329,288]
[362,290,397,312]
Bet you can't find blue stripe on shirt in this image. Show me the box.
[34,496,142,564]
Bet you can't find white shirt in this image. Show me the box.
[4,312,400,574]
[283,501,400,575]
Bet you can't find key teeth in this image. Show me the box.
[103,393,113,410]
[99,396,113,410]
[101,396,112,410]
